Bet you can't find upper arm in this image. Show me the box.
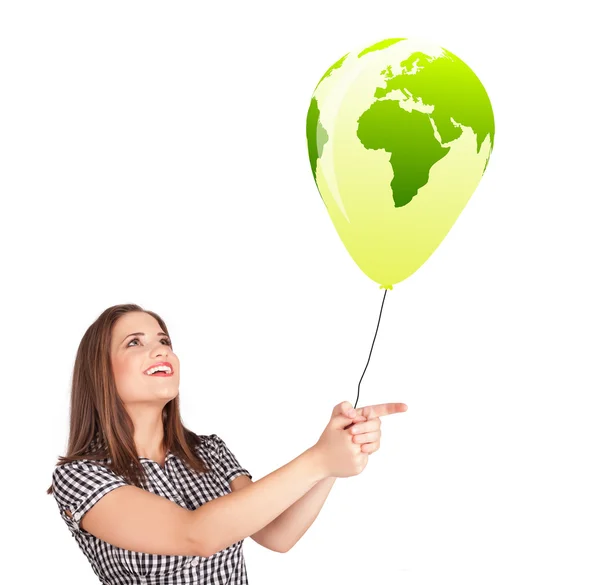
[230,474,253,493]
[80,485,199,556]
[53,462,200,557]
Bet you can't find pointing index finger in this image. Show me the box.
[357,403,407,418]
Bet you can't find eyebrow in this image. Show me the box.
[122,332,170,344]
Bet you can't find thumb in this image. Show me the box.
[333,401,354,418]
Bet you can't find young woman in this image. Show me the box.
[47,303,406,584]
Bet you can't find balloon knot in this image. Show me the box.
[379,284,393,290]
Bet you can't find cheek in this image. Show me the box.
[112,359,139,397]
[112,359,129,380]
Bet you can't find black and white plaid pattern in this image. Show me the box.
[52,433,253,584]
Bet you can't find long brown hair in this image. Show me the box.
[46,303,211,495]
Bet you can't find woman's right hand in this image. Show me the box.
[312,401,370,478]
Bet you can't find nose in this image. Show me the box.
[152,343,169,357]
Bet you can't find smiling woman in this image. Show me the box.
[47,304,256,584]
[47,303,381,584]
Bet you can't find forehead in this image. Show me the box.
[112,312,162,339]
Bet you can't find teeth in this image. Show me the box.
[145,365,172,375]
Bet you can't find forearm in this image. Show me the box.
[266,475,337,552]
[190,446,327,557]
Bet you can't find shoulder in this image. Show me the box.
[192,432,224,458]
[52,459,125,486]
[52,459,118,484]
[193,432,220,445]
[193,433,243,458]
[191,433,243,469]
[51,459,129,524]
[193,432,218,446]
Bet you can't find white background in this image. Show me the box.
[1,1,598,584]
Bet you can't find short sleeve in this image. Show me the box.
[208,434,252,484]
[52,460,129,535]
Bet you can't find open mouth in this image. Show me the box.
[144,364,174,376]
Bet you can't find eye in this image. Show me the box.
[127,337,172,347]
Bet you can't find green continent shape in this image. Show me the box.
[306,97,329,192]
[357,99,450,208]
[375,50,495,157]
[314,53,349,92]
[358,38,406,57]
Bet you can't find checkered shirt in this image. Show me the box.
[51,433,253,584]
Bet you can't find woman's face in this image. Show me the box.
[110,311,180,407]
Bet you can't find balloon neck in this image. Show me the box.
[379,284,393,291]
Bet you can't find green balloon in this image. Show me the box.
[307,37,495,289]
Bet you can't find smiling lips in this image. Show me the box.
[143,362,174,377]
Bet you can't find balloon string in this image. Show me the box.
[354,286,390,410]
